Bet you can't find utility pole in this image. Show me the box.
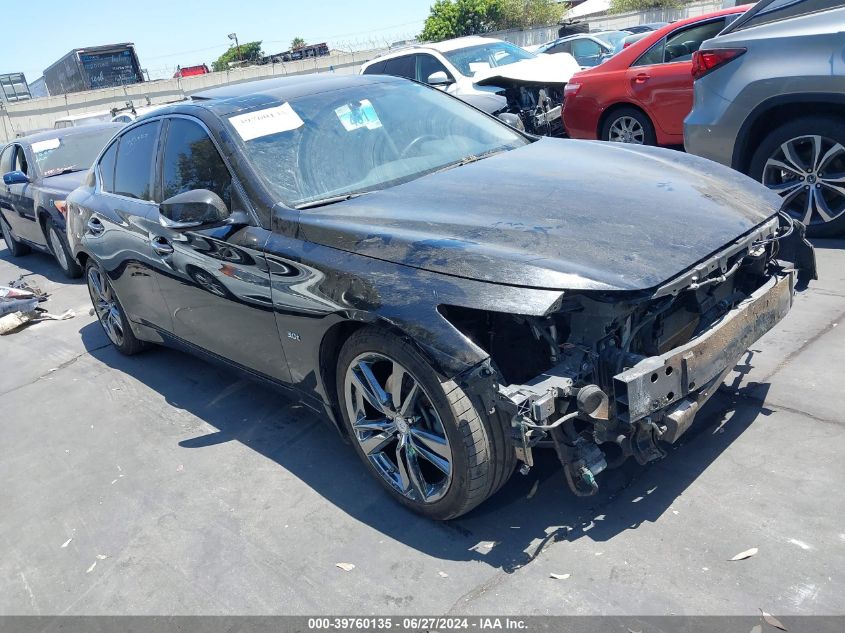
[228,33,242,62]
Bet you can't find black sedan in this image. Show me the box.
[66,75,814,519]
[0,124,122,277]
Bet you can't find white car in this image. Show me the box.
[361,36,580,135]
[53,111,113,129]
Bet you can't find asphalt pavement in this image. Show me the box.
[1,238,843,617]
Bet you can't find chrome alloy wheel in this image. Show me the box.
[48,225,69,271]
[344,352,452,503]
[87,266,125,346]
[763,135,845,226]
[608,116,645,144]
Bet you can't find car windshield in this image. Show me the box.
[595,31,631,53]
[231,81,529,208]
[442,41,535,77]
[31,128,117,177]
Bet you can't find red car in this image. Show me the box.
[562,5,751,146]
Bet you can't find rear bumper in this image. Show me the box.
[613,269,795,433]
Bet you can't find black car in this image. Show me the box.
[66,75,814,519]
[0,124,122,277]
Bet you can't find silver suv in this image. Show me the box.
[684,0,845,237]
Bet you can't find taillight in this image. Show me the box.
[691,48,746,81]
[54,200,67,216]
[564,82,582,97]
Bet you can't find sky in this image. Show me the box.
[0,0,434,81]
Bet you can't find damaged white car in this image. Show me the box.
[361,36,580,136]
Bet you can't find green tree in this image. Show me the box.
[609,0,680,13]
[420,0,566,42]
[420,0,502,42]
[212,41,264,72]
[290,37,307,50]
[496,0,567,29]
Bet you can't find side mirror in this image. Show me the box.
[159,189,230,229]
[497,112,525,132]
[427,71,454,87]
[3,170,29,186]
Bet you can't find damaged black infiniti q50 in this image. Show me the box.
[66,74,815,519]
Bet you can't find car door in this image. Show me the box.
[147,115,290,383]
[416,53,454,86]
[626,18,729,136]
[0,145,16,234]
[82,121,174,330]
[5,144,42,244]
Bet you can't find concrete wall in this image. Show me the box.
[0,48,384,142]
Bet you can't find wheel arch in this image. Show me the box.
[733,93,845,173]
[597,102,655,140]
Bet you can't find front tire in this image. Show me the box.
[336,327,514,520]
[0,213,31,257]
[749,116,845,237]
[601,106,656,145]
[47,219,82,278]
[85,260,146,355]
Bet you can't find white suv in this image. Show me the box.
[361,36,580,135]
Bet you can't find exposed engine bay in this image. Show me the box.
[489,80,566,137]
[442,215,816,496]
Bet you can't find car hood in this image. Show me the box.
[296,139,780,292]
[39,170,88,196]
[472,53,580,86]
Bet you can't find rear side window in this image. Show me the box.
[728,0,843,32]
[161,118,232,211]
[383,55,416,79]
[113,121,159,200]
[362,61,386,75]
[98,141,118,192]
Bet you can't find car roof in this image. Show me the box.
[162,74,404,118]
[10,123,124,146]
[363,36,510,66]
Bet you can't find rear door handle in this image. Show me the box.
[634,73,650,84]
[86,216,104,236]
[151,235,174,257]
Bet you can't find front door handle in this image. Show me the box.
[634,73,650,84]
[86,216,104,236]
[151,235,174,257]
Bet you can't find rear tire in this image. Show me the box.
[749,116,845,237]
[336,327,515,520]
[601,106,656,146]
[85,260,146,355]
[47,219,82,279]
[0,213,31,257]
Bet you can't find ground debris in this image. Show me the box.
[438,571,449,578]
[469,541,497,555]
[60,538,72,548]
[760,610,787,631]
[729,547,758,561]
[549,573,570,580]
[336,562,355,572]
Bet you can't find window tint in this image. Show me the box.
[362,61,386,75]
[382,55,416,79]
[571,39,606,66]
[113,121,158,200]
[0,146,12,174]
[663,19,726,62]
[633,39,666,66]
[161,118,232,211]
[98,141,118,192]
[416,54,451,83]
[547,42,571,54]
[729,0,842,32]
[14,146,28,175]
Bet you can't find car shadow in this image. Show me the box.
[79,321,771,573]
[0,244,80,286]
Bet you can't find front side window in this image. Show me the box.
[30,127,118,178]
[443,41,535,77]
[229,81,529,208]
[13,146,28,175]
[570,39,605,66]
[416,54,451,83]
[161,118,232,210]
[113,121,159,200]
[663,19,727,62]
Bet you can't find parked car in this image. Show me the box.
[562,5,750,145]
[625,22,669,34]
[0,124,122,277]
[684,0,845,237]
[53,111,113,129]
[67,74,814,519]
[535,31,632,68]
[361,36,580,135]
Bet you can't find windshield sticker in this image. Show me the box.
[229,102,304,141]
[335,99,382,131]
[31,138,61,154]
